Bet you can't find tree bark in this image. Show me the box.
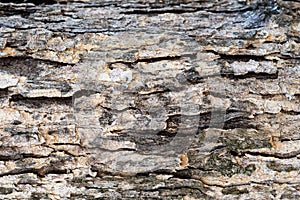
[0,0,300,199]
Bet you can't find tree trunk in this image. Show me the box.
[0,0,300,199]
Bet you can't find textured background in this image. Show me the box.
[0,0,300,199]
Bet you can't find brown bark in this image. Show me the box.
[0,0,300,199]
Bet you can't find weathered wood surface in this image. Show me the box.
[0,0,300,199]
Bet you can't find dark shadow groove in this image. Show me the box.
[221,71,278,80]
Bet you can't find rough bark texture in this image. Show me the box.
[0,0,300,199]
